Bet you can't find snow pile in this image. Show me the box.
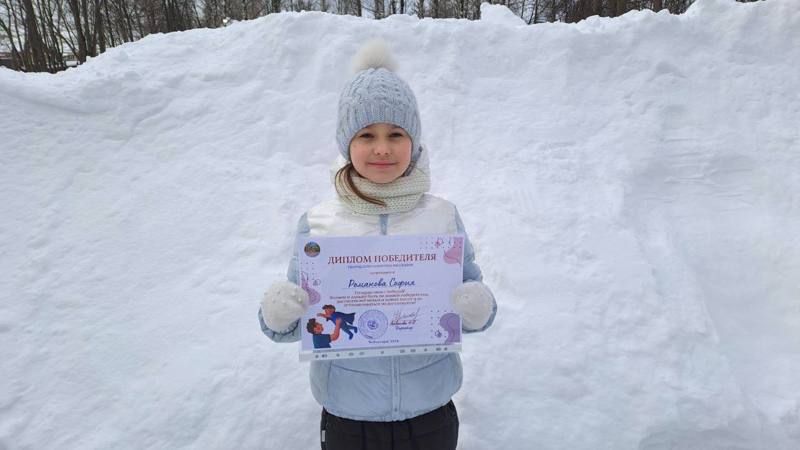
[479,3,526,26]
[1,0,799,448]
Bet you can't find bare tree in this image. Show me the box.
[1,0,709,73]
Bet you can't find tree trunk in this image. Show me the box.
[67,0,87,62]
[21,0,48,71]
[40,0,67,71]
[615,0,627,16]
[94,0,105,54]
[134,1,144,37]
[103,0,117,46]
[81,0,94,56]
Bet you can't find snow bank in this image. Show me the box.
[1,0,798,448]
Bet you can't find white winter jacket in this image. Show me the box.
[258,177,496,421]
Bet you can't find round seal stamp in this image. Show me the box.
[358,310,388,340]
[303,241,320,257]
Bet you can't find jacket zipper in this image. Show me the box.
[380,213,400,417]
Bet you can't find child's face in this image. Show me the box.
[349,123,412,184]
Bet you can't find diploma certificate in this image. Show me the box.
[297,234,465,361]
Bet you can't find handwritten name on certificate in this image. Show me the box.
[297,234,465,361]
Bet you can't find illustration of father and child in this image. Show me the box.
[306,305,358,349]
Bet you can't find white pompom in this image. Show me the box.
[350,38,398,74]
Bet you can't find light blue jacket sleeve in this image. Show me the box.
[455,207,497,334]
[258,213,311,343]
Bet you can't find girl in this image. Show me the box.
[258,39,497,450]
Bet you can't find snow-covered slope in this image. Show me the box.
[1,0,798,448]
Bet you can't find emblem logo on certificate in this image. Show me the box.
[297,234,465,361]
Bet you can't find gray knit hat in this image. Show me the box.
[336,40,422,165]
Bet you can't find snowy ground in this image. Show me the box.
[1,0,799,448]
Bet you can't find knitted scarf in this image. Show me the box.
[330,147,431,215]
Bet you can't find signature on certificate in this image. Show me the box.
[391,308,420,326]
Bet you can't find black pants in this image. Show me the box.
[320,400,459,450]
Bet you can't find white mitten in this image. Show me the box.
[451,281,495,331]
[261,281,310,332]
